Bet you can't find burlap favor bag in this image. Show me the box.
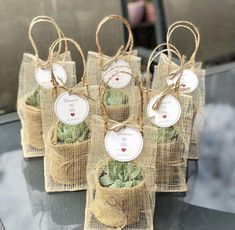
[86,15,142,122]
[84,78,156,229]
[17,16,72,158]
[152,21,205,160]
[41,38,100,192]
[130,46,194,192]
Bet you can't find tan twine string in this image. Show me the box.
[151,84,175,111]
[146,43,182,100]
[109,115,136,132]
[48,37,93,101]
[146,43,192,150]
[166,21,200,69]
[167,23,204,121]
[96,15,134,71]
[28,16,68,68]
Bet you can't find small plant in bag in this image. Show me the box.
[26,86,41,109]
[57,121,90,144]
[155,126,179,144]
[105,88,128,107]
[99,160,143,188]
[92,160,145,227]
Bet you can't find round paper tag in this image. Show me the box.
[105,127,143,162]
[102,60,132,89]
[147,95,181,127]
[54,92,89,125]
[167,69,198,93]
[35,63,67,89]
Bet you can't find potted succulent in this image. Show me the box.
[20,86,44,149]
[155,126,179,143]
[104,88,129,122]
[49,121,90,185]
[91,160,145,228]
[154,126,182,161]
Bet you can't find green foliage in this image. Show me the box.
[57,121,90,144]
[155,126,179,144]
[26,86,41,109]
[99,160,143,188]
[105,88,128,106]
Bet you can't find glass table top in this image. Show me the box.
[1,66,235,230]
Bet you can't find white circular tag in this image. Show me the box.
[167,69,198,93]
[35,63,67,89]
[105,127,143,162]
[147,95,181,127]
[54,91,89,125]
[102,60,132,89]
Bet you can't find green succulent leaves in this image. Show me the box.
[99,160,143,188]
[105,88,128,106]
[57,121,90,144]
[154,126,179,144]
[26,86,41,109]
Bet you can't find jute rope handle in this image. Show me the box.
[49,37,92,100]
[99,71,144,135]
[96,15,134,71]
[30,16,64,54]
[146,43,182,101]
[28,16,67,68]
[166,21,200,65]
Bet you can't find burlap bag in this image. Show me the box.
[86,15,142,122]
[129,45,194,192]
[84,75,156,229]
[130,86,193,192]
[48,121,89,185]
[152,21,205,160]
[91,160,146,228]
[40,38,100,192]
[17,16,72,158]
[85,116,156,230]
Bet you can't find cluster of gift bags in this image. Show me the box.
[17,15,205,229]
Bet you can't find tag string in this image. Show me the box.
[166,21,200,67]
[48,37,93,101]
[109,115,136,132]
[96,15,134,71]
[146,43,182,101]
[28,16,68,68]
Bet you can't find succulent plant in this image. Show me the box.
[57,121,90,144]
[155,126,179,144]
[26,86,41,109]
[105,88,128,106]
[99,160,143,188]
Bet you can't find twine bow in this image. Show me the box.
[152,84,175,111]
[109,115,136,132]
[166,56,195,92]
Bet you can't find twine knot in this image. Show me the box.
[109,115,136,132]
[152,84,175,111]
